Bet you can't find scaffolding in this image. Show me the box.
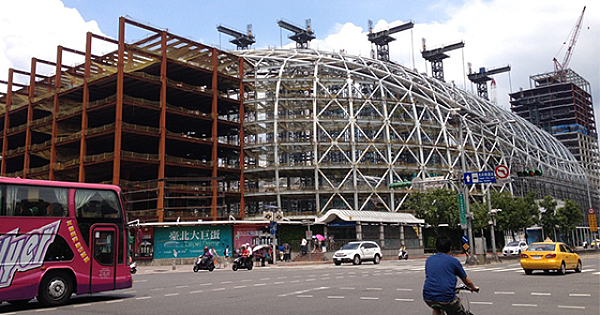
[0,17,246,222]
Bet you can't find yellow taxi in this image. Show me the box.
[520,242,582,275]
[590,239,600,248]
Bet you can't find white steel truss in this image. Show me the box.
[238,49,590,216]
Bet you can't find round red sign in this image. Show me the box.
[588,208,595,214]
[494,165,509,179]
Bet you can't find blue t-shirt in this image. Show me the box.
[422,253,467,302]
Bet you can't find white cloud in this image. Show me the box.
[312,0,599,115]
[0,0,108,84]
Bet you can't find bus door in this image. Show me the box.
[90,225,118,293]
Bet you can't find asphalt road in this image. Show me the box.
[1,254,599,315]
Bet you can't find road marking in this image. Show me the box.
[471,302,493,305]
[122,290,137,294]
[492,267,523,272]
[176,285,189,288]
[260,278,270,280]
[394,298,414,302]
[278,276,287,279]
[254,283,266,287]
[513,304,537,307]
[35,308,57,312]
[136,279,148,282]
[200,282,213,286]
[73,303,93,308]
[221,281,232,284]
[279,286,330,297]
[569,293,590,297]
[234,285,247,289]
[293,275,301,278]
[366,288,382,290]
[581,269,595,273]
[340,287,355,290]
[336,276,344,279]
[151,288,164,291]
[328,296,345,299]
[274,282,285,285]
[136,296,152,300]
[531,292,551,296]
[396,288,413,291]
[189,290,203,294]
[106,299,123,304]
[291,280,300,283]
[495,291,515,295]
[306,279,316,281]
[558,305,585,309]
[297,295,313,298]
[322,277,330,280]
[241,279,252,282]
[212,288,225,291]
[360,297,379,300]
[165,293,179,297]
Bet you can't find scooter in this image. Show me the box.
[232,254,253,271]
[130,261,137,274]
[193,255,215,272]
[398,249,408,260]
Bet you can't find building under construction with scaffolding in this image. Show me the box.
[510,69,600,210]
[0,17,245,222]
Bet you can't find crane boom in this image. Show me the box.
[553,6,586,72]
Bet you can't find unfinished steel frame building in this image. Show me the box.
[238,49,591,217]
[0,17,246,222]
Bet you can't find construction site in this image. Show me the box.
[0,12,597,226]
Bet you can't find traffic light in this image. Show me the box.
[517,169,542,177]
[389,181,412,188]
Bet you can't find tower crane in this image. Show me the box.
[367,20,414,62]
[421,39,465,82]
[467,65,511,101]
[553,6,586,73]
[277,19,315,49]
[217,24,255,50]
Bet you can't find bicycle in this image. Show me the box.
[429,285,479,315]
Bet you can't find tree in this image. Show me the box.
[405,189,458,236]
[539,195,559,240]
[556,199,583,239]
[470,198,489,232]
[492,191,539,241]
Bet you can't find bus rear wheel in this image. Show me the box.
[38,271,73,306]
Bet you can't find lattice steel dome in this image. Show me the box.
[238,49,589,216]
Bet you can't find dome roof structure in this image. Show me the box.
[237,49,589,215]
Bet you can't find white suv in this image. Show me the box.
[333,241,382,265]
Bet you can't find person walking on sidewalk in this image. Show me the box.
[301,238,307,256]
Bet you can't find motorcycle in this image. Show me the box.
[232,254,253,271]
[398,249,408,260]
[130,261,137,274]
[193,255,215,272]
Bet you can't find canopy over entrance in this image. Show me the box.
[316,209,424,225]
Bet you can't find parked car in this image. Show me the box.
[590,239,600,248]
[333,241,382,265]
[520,241,582,275]
[502,240,528,256]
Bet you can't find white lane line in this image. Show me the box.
[200,282,213,286]
[165,293,180,297]
[136,296,152,300]
[360,297,379,300]
[122,290,137,294]
[106,299,123,304]
[513,304,537,307]
[254,283,266,287]
[592,272,600,275]
[297,295,313,298]
[366,288,382,290]
[278,276,287,279]
[569,293,590,297]
[322,277,330,280]
[395,298,414,302]
[492,268,523,272]
[35,308,57,312]
[340,287,355,290]
[212,288,225,291]
[558,305,585,309]
[190,290,203,294]
[234,285,247,289]
[73,303,93,308]
[279,286,330,297]
[291,280,300,283]
[3,312,15,315]
[241,279,252,282]
[336,276,344,279]
[136,279,148,282]
[260,278,270,280]
[176,285,189,288]
[306,279,316,281]
[274,282,285,285]
[531,292,551,296]
[328,296,345,299]
[471,302,493,305]
[581,269,595,273]
[495,291,515,295]
[221,281,232,284]
[151,288,164,291]
[396,288,413,291]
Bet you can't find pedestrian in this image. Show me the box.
[284,243,291,261]
[223,245,230,267]
[301,238,307,256]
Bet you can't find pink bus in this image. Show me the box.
[0,177,132,306]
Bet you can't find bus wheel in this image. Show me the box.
[38,271,73,306]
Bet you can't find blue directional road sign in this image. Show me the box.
[462,235,469,243]
[463,171,496,185]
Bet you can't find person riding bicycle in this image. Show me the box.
[423,235,479,315]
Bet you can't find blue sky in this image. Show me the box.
[1,0,599,114]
